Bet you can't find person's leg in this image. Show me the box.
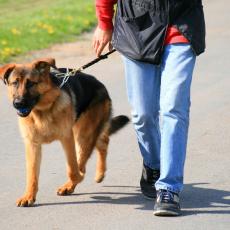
[122,56,161,199]
[154,44,196,216]
[122,56,161,170]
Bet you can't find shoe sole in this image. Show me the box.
[142,194,156,200]
[153,209,181,217]
[141,189,156,200]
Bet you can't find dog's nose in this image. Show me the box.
[13,98,26,109]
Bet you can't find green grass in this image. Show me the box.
[0,0,96,64]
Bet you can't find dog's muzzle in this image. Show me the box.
[13,96,39,117]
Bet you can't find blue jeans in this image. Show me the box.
[123,44,196,193]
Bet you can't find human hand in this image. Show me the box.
[93,26,113,57]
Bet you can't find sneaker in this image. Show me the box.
[153,189,181,216]
[140,164,160,199]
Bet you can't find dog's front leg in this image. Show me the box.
[57,133,83,196]
[16,141,41,207]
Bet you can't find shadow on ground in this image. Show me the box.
[38,183,230,216]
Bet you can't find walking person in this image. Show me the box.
[93,0,205,216]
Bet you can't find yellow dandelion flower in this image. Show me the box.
[43,24,54,34]
[66,16,73,22]
[47,28,54,34]
[1,47,13,59]
[42,24,49,29]
[1,40,8,45]
[16,48,21,53]
[83,20,90,26]
[31,28,38,34]
[3,47,11,54]
[11,28,21,35]
[36,22,54,34]
[37,22,42,27]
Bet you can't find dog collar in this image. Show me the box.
[50,67,75,88]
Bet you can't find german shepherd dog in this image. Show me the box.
[0,58,129,207]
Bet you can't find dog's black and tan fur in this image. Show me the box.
[0,58,129,207]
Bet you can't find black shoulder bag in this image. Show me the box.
[112,0,168,65]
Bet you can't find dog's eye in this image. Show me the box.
[26,80,38,88]
[11,80,19,87]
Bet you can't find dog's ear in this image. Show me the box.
[33,58,56,74]
[0,64,16,85]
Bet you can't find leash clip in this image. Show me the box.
[54,68,79,88]
[57,68,71,88]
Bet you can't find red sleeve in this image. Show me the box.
[96,0,117,30]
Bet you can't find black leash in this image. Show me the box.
[79,49,116,72]
[52,49,116,88]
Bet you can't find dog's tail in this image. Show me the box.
[109,115,130,135]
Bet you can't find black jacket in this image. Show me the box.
[112,0,206,64]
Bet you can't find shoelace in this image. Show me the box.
[159,190,174,202]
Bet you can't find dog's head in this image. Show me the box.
[0,58,56,117]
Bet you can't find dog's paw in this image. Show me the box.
[95,173,105,183]
[16,195,36,207]
[57,182,76,196]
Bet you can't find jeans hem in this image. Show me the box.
[155,185,182,194]
[143,161,160,171]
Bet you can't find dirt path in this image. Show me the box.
[14,32,97,68]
